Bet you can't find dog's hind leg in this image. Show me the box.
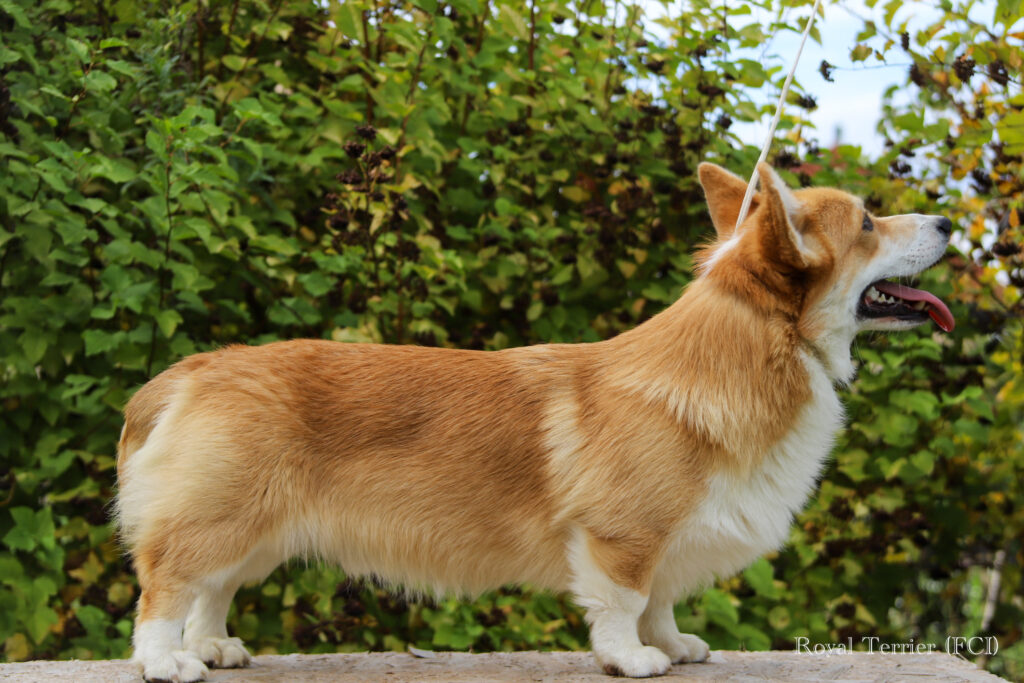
[131,515,279,683]
[568,528,671,678]
[182,547,283,669]
[638,584,709,664]
[132,555,209,683]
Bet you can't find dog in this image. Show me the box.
[115,162,954,681]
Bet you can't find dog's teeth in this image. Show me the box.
[867,287,880,302]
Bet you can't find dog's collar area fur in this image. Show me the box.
[801,331,856,386]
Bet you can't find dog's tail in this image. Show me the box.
[114,353,220,553]
[117,354,218,479]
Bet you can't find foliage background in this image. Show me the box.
[0,0,1021,677]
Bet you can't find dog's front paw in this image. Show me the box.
[139,650,210,683]
[184,635,251,668]
[597,645,672,678]
[655,632,709,664]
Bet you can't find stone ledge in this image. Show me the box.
[0,650,1005,682]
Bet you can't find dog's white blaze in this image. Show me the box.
[867,214,949,284]
[658,352,842,598]
[807,213,951,380]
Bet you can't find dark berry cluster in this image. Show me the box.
[773,151,799,169]
[819,60,835,82]
[991,240,1021,257]
[795,94,817,111]
[326,123,409,246]
[970,167,993,193]
[696,83,725,99]
[987,59,1009,87]
[645,58,666,74]
[953,54,976,83]
[909,62,926,87]
[889,159,911,176]
[343,140,365,159]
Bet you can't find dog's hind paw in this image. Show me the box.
[656,632,709,664]
[597,645,672,678]
[140,650,209,683]
[185,636,251,669]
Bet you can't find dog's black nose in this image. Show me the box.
[936,217,952,237]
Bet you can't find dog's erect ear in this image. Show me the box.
[698,162,757,239]
[756,162,823,270]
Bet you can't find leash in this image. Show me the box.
[734,0,825,231]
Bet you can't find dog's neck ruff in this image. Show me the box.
[801,331,856,386]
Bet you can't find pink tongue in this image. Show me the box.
[873,281,955,332]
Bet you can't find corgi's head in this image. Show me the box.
[696,162,954,380]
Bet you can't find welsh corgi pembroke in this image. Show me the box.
[116,162,955,681]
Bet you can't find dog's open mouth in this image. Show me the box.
[857,280,955,332]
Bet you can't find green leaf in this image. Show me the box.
[222,55,247,71]
[701,589,739,627]
[250,234,298,256]
[85,70,117,93]
[838,448,869,482]
[82,329,119,356]
[299,271,333,297]
[19,329,48,364]
[3,508,55,553]
[66,37,90,62]
[0,0,31,28]
[996,111,1024,155]
[36,158,72,193]
[0,45,19,66]
[155,309,183,338]
[93,158,136,183]
[743,558,779,599]
[498,5,530,41]
[850,43,872,62]
[561,186,589,203]
[145,129,167,158]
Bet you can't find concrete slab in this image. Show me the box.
[0,650,1005,682]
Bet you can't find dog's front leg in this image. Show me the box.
[569,529,672,677]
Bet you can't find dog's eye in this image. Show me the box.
[862,214,874,232]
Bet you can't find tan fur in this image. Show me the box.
[117,163,950,680]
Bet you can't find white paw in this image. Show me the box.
[138,650,210,682]
[597,645,672,678]
[656,633,710,664]
[184,635,252,668]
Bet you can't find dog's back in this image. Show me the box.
[117,341,585,596]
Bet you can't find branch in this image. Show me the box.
[147,140,176,377]
[216,0,285,118]
[362,8,375,125]
[395,12,436,157]
[458,0,490,137]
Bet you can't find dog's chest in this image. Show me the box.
[665,356,843,593]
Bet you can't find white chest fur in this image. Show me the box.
[660,353,843,598]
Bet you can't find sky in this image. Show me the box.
[737,0,897,156]
[646,0,1010,157]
